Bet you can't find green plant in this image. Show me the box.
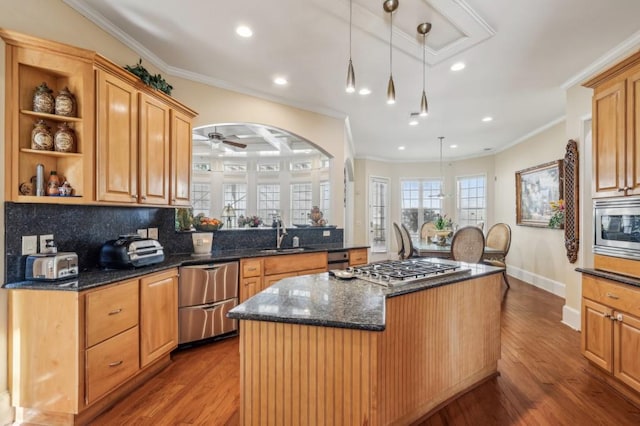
[548,199,565,229]
[124,59,173,95]
[434,214,452,230]
[175,208,194,231]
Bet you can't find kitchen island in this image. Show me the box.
[228,259,504,425]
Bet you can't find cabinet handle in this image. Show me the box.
[108,308,122,315]
[606,292,619,300]
[131,194,137,199]
[141,196,147,200]
[172,198,176,202]
[108,360,123,367]
[618,188,626,192]
[616,313,623,322]
[604,313,611,318]
[247,267,257,272]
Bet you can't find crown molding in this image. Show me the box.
[562,29,640,89]
[493,116,566,154]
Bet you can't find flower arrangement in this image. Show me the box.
[124,59,173,95]
[548,199,565,229]
[194,214,223,231]
[238,215,263,228]
[434,214,453,230]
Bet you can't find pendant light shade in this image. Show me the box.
[384,0,398,105]
[417,22,431,116]
[346,0,356,93]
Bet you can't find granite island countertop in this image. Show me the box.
[228,259,504,331]
[2,243,369,291]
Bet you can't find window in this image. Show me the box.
[457,175,486,227]
[370,177,389,253]
[257,184,280,223]
[400,179,442,235]
[257,162,280,172]
[191,182,211,217]
[290,160,312,171]
[290,182,312,225]
[223,161,247,172]
[320,180,330,224]
[223,183,247,220]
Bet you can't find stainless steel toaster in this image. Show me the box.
[26,252,79,281]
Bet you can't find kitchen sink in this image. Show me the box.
[259,248,306,254]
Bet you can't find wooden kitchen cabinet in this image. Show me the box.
[95,58,196,206]
[1,29,95,204]
[349,247,368,266]
[8,268,179,425]
[140,269,178,367]
[585,51,640,197]
[582,275,640,395]
[239,252,328,302]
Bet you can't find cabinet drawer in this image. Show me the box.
[86,280,139,348]
[85,326,139,404]
[264,252,328,275]
[242,259,262,278]
[349,248,368,266]
[583,275,640,317]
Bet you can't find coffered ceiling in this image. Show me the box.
[64,0,640,161]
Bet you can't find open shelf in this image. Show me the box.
[21,109,82,122]
[20,148,82,158]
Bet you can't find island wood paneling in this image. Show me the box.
[238,273,501,425]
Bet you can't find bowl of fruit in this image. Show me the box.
[194,214,224,232]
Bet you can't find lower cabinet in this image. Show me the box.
[582,275,640,393]
[349,247,368,266]
[239,252,328,302]
[8,268,179,424]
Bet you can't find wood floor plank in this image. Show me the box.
[93,277,640,425]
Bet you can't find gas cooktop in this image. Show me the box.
[346,258,470,287]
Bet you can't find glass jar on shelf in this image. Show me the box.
[54,122,76,152]
[54,86,76,117]
[32,82,55,114]
[47,170,60,196]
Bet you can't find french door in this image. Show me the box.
[369,176,389,253]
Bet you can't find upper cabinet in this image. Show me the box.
[1,29,197,207]
[1,29,95,204]
[585,51,640,198]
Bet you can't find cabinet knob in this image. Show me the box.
[616,313,623,322]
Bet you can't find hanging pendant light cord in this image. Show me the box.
[389,12,393,77]
[349,0,352,59]
[422,34,426,91]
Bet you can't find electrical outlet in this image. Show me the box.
[22,235,38,255]
[39,234,54,253]
[323,230,331,237]
[137,228,148,238]
[148,227,158,240]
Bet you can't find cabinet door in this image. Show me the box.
[96,69,138,203]
[627,69,640,196]
[593,80,626,197]
[264,272,297,289]
[140,269,178,367]
[170,109,192,206]
[240,277,262,303]
[614,311,640,392]
[349,248,368,266]
[139,92,170,205]
[582,298,613,372]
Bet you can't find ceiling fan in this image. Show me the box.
[207,127,247,149]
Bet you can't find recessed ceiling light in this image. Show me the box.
[359,88,371,95]
[409,119,419,126]
[398,146,405,150]
[236,25,253,38]
[450,62,466,71]
[274,77,288,86]
[450,144,458,148]
[482,116,493,122]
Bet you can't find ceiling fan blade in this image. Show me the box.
[223,140,247,149]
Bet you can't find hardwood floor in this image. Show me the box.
[93,277,640,425]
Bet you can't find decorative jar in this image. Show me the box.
[32,82,55,114]
[54,122,76,152]
[54,86,77,117]
[47,170,60,196]
[31,120,53,150]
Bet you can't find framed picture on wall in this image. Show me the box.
[515,160,564,227]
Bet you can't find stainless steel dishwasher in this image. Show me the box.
[178,261,239,345]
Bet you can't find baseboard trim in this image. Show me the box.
[0,389,14,425]
[507,265,566,298]
[562,304,581,331]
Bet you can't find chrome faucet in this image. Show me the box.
[275,215,287,248]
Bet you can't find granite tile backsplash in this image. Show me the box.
[4,202,343,283]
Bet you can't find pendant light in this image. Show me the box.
[345,0,356,93]
[436,136,446,199]
[383,0,398,104]
[417,22,431,116]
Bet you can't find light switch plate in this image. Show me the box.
[323,230,331,237]
[39,234,54,253]
[137,229,148,238]
[22,235,38,255]
[148,227,158,240]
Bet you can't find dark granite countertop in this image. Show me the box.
[576,267,640,288]
[2,243,370,291]
[228,259,504,331]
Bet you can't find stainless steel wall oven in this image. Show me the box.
[178,262,239,345]
[594,198,640,260]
